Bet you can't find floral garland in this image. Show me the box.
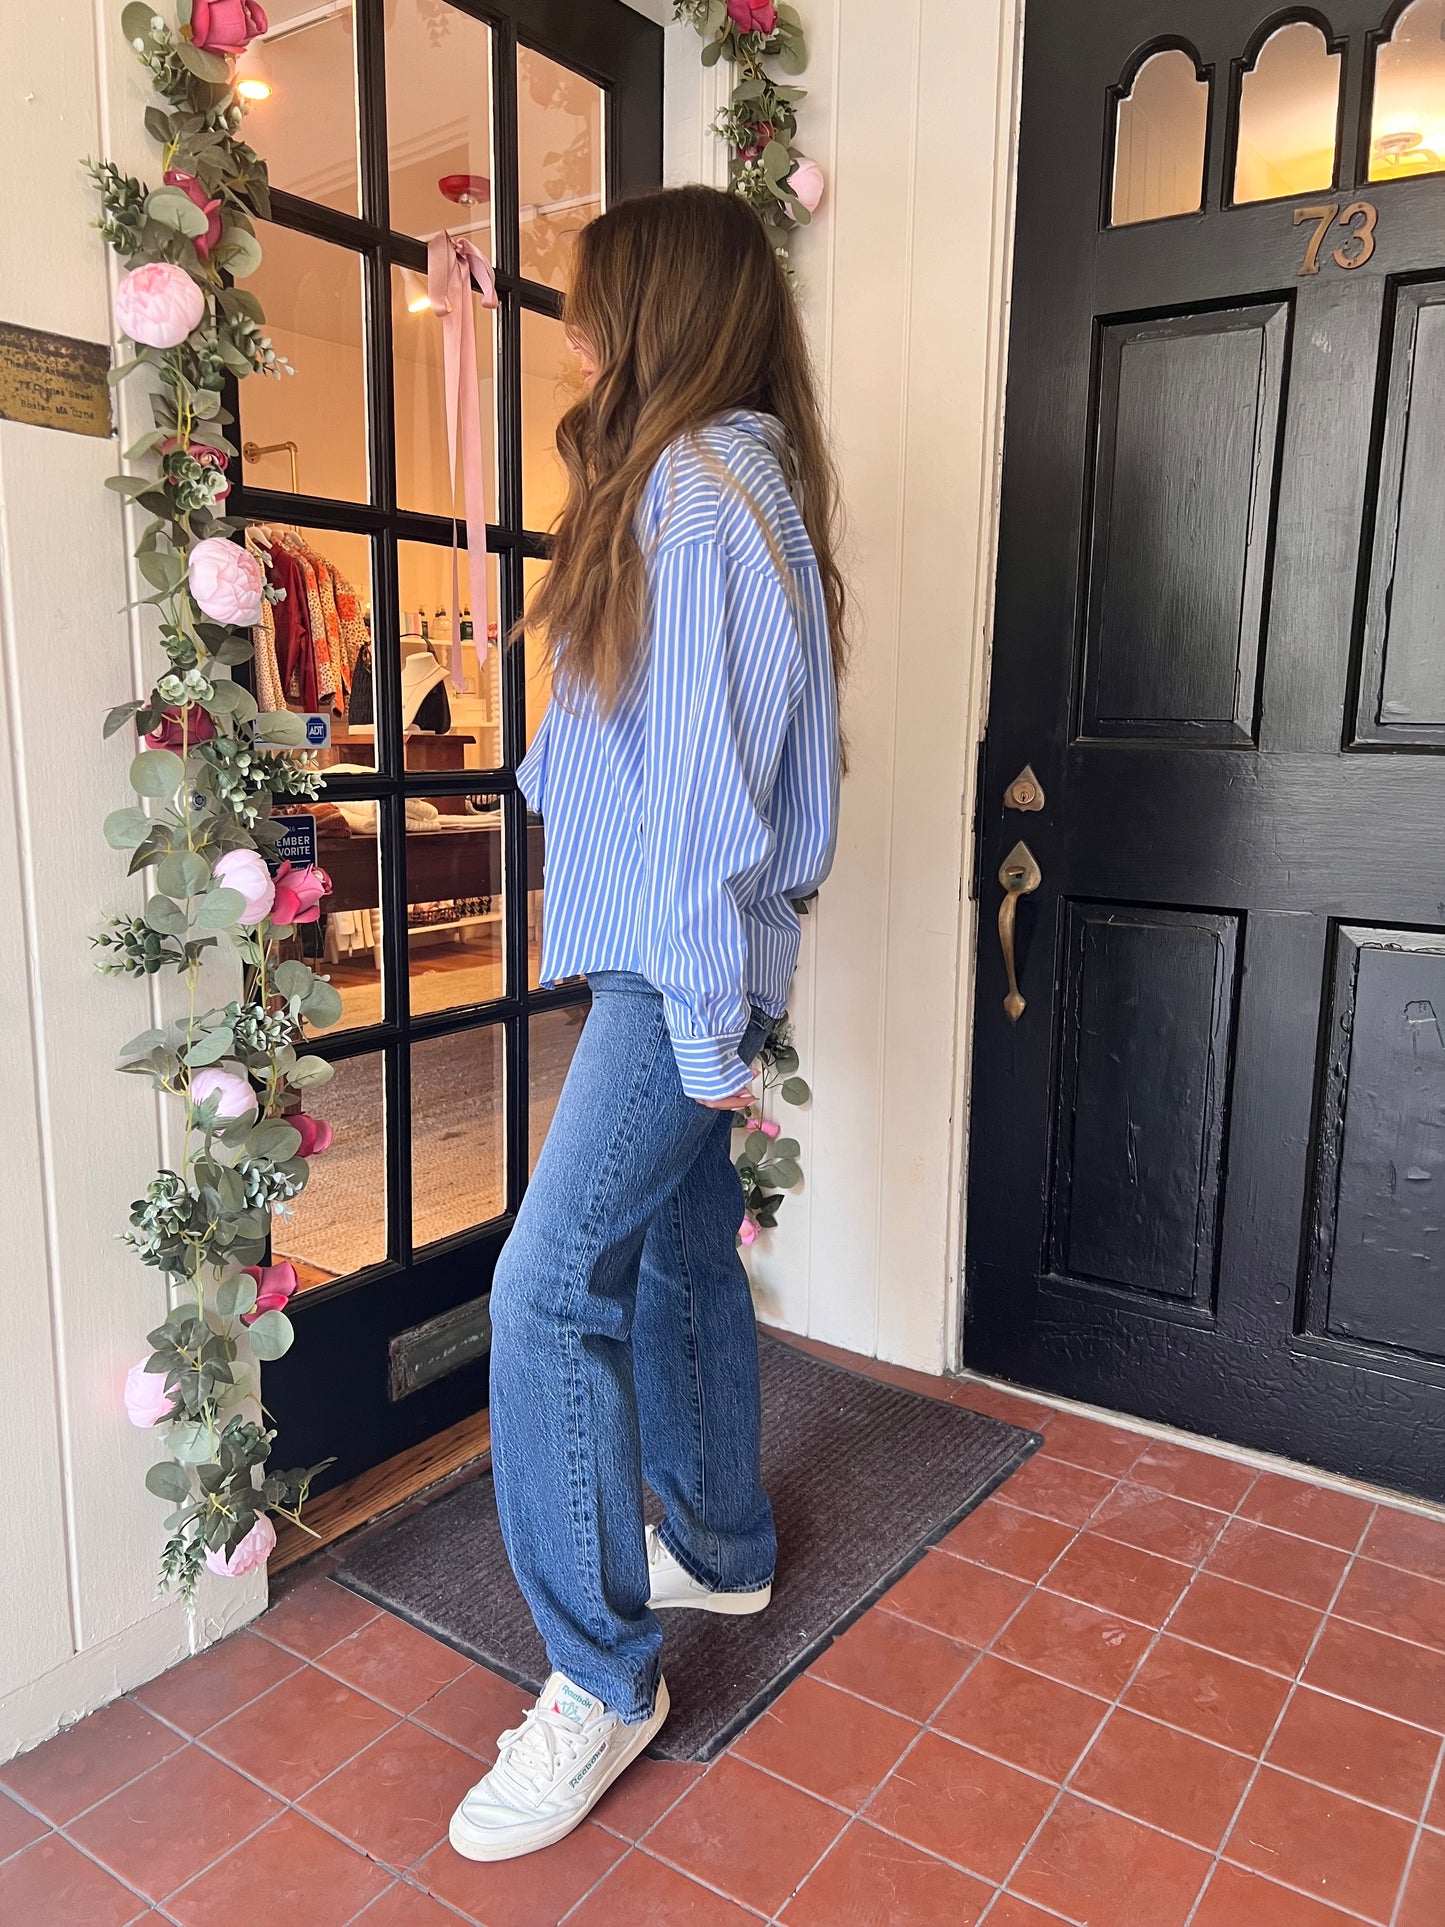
[734,1018,811,1245]
[673,0,824,234]
[91,0,338,1597]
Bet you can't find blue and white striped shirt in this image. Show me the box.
[518,409,840,1100]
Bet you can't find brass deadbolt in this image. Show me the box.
[1004,764,1045,812]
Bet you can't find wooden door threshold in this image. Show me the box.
[271,1410,491,1574]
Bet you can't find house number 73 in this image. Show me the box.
[1294,201,1378,275]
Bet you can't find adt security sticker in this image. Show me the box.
[303,712,331,748]
[268,814,318,874]
[253,710,331,751]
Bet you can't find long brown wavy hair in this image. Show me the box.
[520,185,846,712]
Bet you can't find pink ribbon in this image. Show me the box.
[427,231,500,690]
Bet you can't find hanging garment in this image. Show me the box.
[245,528,285,713]
[268,548,318,712]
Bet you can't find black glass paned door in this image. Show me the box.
[967,0,1445,1499]
[229,0,661,1486]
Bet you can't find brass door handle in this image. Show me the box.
[997,840,1042,1022]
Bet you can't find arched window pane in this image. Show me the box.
[1371,0,1445,180]
[1112,49,1210,226]
[1234,21,1340,203]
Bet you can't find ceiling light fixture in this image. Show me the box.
[236,42,272,101]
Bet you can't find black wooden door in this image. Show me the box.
[966,0,1445,1500]
[232,0,662,1489]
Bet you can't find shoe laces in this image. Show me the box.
[495,1700,597,1796]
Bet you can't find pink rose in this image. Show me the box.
[189,1062,259,1119]
[124,1359,177,1428]
[787,157,825,213]
[188,536,265,626]
[162,169,224,259]
[212,847,276,925]
[738,119,775,161]
[757,1118,781,1139]
[290,1113,333,1158]
[727,0,777,33]
[270,861,331,926]
[738,1214,759,1246]
[145,704,216,752]
[204,1511,276,1578]
[239,1260,299,1324]
[114,261,206,350]
[190,0,268,56]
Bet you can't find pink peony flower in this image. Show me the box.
[188,536,265,626]
[145,704,216,752]
[738,1213,759,1246]
[211,847,276,925]
[189,1062,259,1119]
[124,1359,177,1428]
[289,1113,333,1158]
[190,0,268,56]
[239,1260,299,1324]
[727,0,777,33]
[162,169,224,259]
[757,1118,781,1139]
[270,861,331,926]
[114,261,206,350]
[204,1511,276,1578]
[787,157,826,213]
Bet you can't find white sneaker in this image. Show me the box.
[448,1670,669,1862]
[646,1523,772,1615]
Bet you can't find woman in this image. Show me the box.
[449,184,844,1863]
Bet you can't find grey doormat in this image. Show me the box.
[334,1333,1041,1761]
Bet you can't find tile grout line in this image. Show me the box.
[968,1460,1269,1925]
[1178,1502,1381,1927]
[1388,1731,1445,1927]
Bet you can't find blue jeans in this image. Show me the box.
[487,972,777,1721]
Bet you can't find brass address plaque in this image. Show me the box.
[1294,201,1378,276]
[0,322,114,438]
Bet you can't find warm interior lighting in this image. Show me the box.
[237,75,273,101]
[401,267,431,314]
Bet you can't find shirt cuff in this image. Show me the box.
[668,1029,752,1102]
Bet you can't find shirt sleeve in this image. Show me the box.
[640,537,804,1100]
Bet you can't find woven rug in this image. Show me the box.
[335,1332,1040,1760]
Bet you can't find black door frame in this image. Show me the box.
[235,0,662,1487]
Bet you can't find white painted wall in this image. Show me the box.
[733,0,1023,1375]
[0,3,265,1762]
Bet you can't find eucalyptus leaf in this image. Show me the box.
[176,38,230,82]
[104,473,152,498]
[215,1271,259,1318]
[761,140,793,182]
[245,1309,295,1361]
[103,700,144,739]
[129,748,184,798]
[145,1460,193,1504]
[302,980,344,1028]
[194,885,247,929]
[287,1054,336,1089]
[137,546,186,593]
[146,185,210,239]
[249,1118,302,1162]
[780,1076,811,1105]
[103,805,151,849]
[216,226,263,278]
[166,1421,214,1465]
[183,1024,236,1067]
[770,1137,801,1160]
[271,960,314,998]
[143,893,189,936]
[120,0,158,44]
[252,708,308,746]
[156,850,212,898]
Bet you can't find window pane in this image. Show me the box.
[406,791,506,1018]
[411,1025,506,1246]
[271,1049,387,1285]
[391,266,498,522]
[1111,49,1209,226]
[238,1,359,216]
[1234,22,1339,204]
[249,524,373,767]
[529,1001,588,1175]
[386,0,495,243]
[518,46,605,290]
[240,224,368,503]
[522,556,552,749]
[522,309,580,531]
[1370,0,1445,182]
[289,795,384,1033]
[396,540,502,775]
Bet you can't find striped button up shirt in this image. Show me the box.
[518,409,840,1100]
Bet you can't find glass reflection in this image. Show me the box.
[278,783,385,1033]
[522,308,580,531]
[386,0,495,242]
[248,524,373,770]
[237,0,359,216]
[1111,48,1209,226]
[411,1025,506,1247]
[522,556,552,749]
[239,224,368,503]
[1371,0,1445,182]
[517,46,605,290]
[391,265,499,522]
[270,1050,387,1285]
[406,790,507,1018]
[396,541,502,775]
[1235,22,1340,203]
[529,1002,588,1175]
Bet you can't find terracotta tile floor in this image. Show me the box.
[6,1345,1445,1926]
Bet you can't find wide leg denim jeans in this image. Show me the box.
[487,972,777,1721]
